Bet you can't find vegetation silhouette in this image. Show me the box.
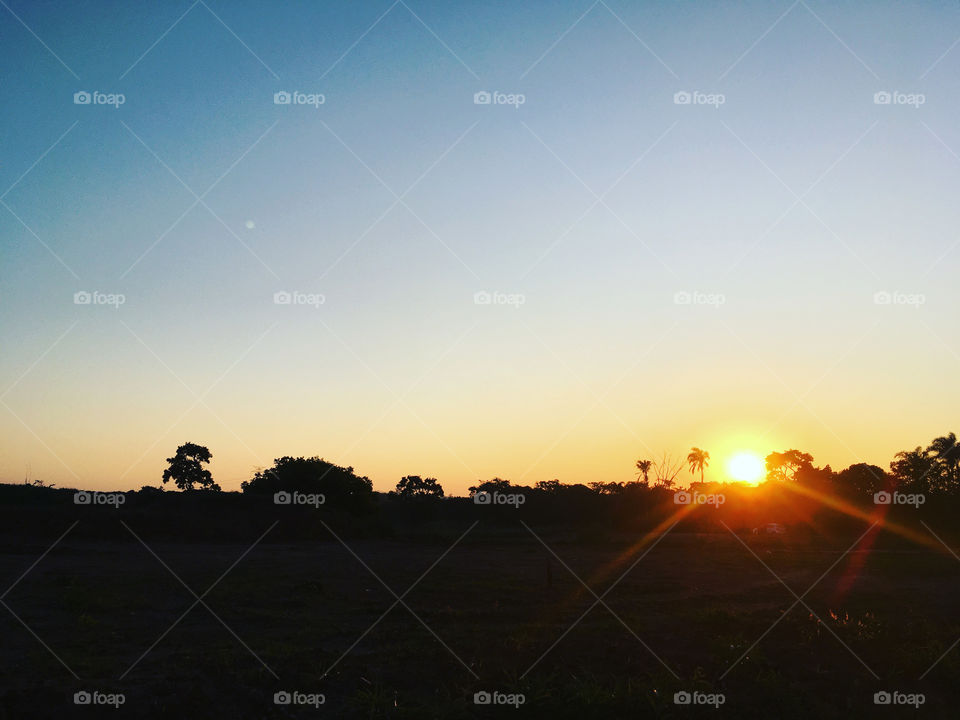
[5,431,960,544]
[686,447,710,482]
[241,456,374,512]
[392,475,444,498]
[162,442,219,491]
[634,459,652,486]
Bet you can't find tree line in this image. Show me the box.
[154,431,959,504]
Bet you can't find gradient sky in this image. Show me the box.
[2,0,959,494]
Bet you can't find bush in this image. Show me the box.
[241,456,374,512]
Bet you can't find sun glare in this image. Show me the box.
[727,451,765,484]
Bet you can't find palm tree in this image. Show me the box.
[687,447,710,483]
[635,459,653,485]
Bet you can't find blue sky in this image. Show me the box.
[2,0,959,492]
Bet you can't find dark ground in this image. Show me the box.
[2,522,959,718]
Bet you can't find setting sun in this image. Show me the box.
[726,452,766,484]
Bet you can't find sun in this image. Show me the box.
[727,451,765,484]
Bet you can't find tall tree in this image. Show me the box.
[162,442,218,491]
[686,447,710,483]
[635,459,653,486]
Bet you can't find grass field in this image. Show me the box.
[2,525,958,718]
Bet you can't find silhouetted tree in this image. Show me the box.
[635,459,653,486]
[835,463,885,497]
[468,478,513,495]
[687,447,710,483]
[794,462,834,491]
[162,442,219,491]
[928,432,960,491]
[535,479,562,493]
[890,446,934,494]
[395,475,444,498]
[242,456,373,510]
[589,481,624,495]
[765,450,814,483]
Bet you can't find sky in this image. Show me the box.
[1,0,959,494]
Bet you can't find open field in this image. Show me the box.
[2,526,959,718]
[5,1,960,717]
